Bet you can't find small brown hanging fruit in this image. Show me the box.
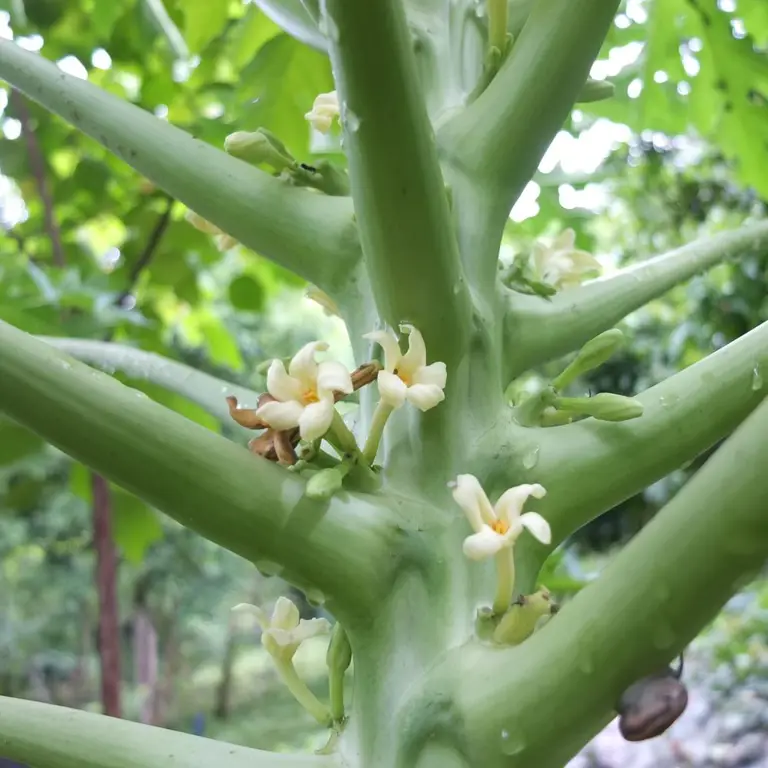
[616,656,688,741]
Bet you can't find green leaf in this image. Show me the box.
[0,695,338,768]
[228,274,266,311]
[250,0,327,52]
[180,0,229,54]
[111,489,163,564]
[196,310,244,371]
[241,33,334,156]
[226,4,283,69]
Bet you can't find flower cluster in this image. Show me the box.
[233,597,330,663]
[531,228,601,290]
[451,475,551,559]
[228,325,447,471]
[233,598,333,726]
[451,474,552,618]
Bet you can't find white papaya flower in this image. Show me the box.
[364,324,446,411]
[451,474,551,560]
[531,228,601,290]
[305,91,339,133]
[255,341,352,441]
[232,597,331,662]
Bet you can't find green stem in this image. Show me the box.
[488,0,508,53]
[326,410,361,458]
[439,395,768,767]
[0,321,398,619]
[320,0,471,369]
[495,319,768,554]
[0,696,338,768]
[0,41,358,294]
[492,548,515,615]
[362,401,393,464]
[328,667,345,724]
[439,0,618,210]
[39,337,262,425]
[503,220,768,378]
[274,659,332,727]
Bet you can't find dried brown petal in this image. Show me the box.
[226,395,270,429]
[274,429,299,466]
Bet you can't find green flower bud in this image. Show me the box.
[555,392,644,422]
[306,467,345,499]
[493,589,557,646]
[326,622,352,675]
[224,130,294,171]
[552,329,625,390]
[577,78,615,103]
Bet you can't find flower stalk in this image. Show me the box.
[362,401,394,464]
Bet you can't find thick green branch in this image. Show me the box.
[320,0,471,366]
[0,321,398,617]
[40,337,262,425]
[507,320,768,553]
[438,0,618,211]
[0,41,358,292]
[503,220,768,378]
[407,397,768,767]
[0,696,337,768]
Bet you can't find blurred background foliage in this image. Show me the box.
[0,0,766,757]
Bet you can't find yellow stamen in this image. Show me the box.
[491,520,509,535]
[303,390,320,404]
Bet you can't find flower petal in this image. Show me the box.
[231,603,269,629]
[317,360,353,396]
[568,250,602,273]
[451,474,496,530]
[255,400,305,431]
[519,512,552,545]
[462,526,506,560]
[399,324,427,376]
[266,360,303,402]
[292,617,332,644]
[271,596,300,630]
[289,341,328,385]
[364,330,402,372]
[298,397,335,441]
[554,228,576,250]
[494,483,547,525]
[377,370,408,408]
[412,361,447,388]
[405,384,445,411]
[531,242,549,281]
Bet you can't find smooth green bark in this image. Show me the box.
[321,0,471,367]
[0,40,358,294]
[0,696,337,768]
[504,220,768,377]
[0,321,397,619]
[415,395,768,767]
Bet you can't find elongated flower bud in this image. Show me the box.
[224,130,295,171]
[306,467,346,499]
[552,329,625,390]
[555,392,644,422]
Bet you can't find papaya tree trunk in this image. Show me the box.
[92,473,121,717]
